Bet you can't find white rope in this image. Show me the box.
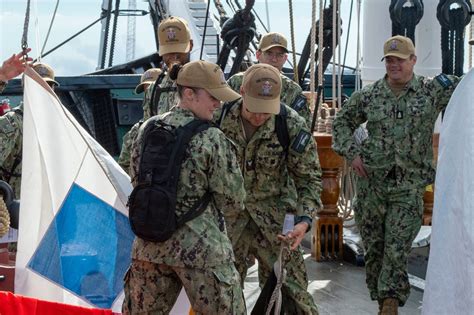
[264,244,289,315]
[265,0,271,31]
[355,0,362,91]
[336,0,341,109]
[309,0,317,114]
[318,0,324,87]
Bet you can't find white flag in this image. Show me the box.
[422,69,474,314]
[15,67,134,311]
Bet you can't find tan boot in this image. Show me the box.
[381,298,398,315]
[377,299,383,315]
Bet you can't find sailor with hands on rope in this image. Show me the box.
[123,60,247,315]
[228,32,312,126]
[218,63,322,314]
[332,35,463,315]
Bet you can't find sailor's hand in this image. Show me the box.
[351,155,368,178]
[0,49,33,82]
[278,222,308,251]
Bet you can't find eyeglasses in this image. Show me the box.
[263,51,286,59]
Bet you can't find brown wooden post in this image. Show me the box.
[313,133,344,261]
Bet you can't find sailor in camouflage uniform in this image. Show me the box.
[218,64,322,314]
[118,68,162,173]
[148,16,194,116]
[0,62,58,199]
[118,16,193,174]
[332,35,461,314]
[123,61,246,314]
[228,32,311,126]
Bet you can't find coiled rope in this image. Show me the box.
[0,197,10,237]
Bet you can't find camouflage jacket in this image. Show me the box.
[0,105,23,198]
[228,72,311,126]
[147,74,179,116]
[332,74,460,187]
[129,106,245,268]
[217,100,322,245]
[117,88,153,174]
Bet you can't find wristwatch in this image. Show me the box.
[295,215,312,232]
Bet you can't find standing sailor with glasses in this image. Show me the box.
[228,32,312,126]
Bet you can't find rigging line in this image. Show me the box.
[337,0,342,109]
[33,0,42,62]
[199,0,212,60]
[355,0,361,91]
[100,0,114,69]
[332,0,336,109]
[288,0,299,83]
[108,0,121,67]
[38,14,111,61]
[22,0,31,55]
[41,0,60,58]
[310,0,316,118]
[341,0,354,83]
[265,0,271,31]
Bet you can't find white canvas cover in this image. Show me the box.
[422,69,474,314]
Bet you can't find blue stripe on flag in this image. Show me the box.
[28,183,134,309]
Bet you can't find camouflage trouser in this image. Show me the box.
[233,219,318,315]
[354,177,424,305]
[122,259,246,315]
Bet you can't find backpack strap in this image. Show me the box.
[149,73,176,116]
[174,119,213,226]
[275,103,290,152]
[217,99,239,127]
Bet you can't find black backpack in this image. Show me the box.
[127,117,212,242]
[218,101,290,151]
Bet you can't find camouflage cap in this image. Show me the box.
[135,68,162,94]
[382,35,415,61]
[177,60,240,102]
[259,32,288,52]
[242,64,281,114]
[32,62,59,87]
[158,16,192,56]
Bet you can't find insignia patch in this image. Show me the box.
[291,94,307,112]
[389,40,398,51]
[271,34,281,44]
[262,81,272,96]
[435,74,453,89]
[166,27,176,40]
[291,130,311,153]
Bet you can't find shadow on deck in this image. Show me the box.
[243,252,423,315]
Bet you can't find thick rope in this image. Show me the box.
[22,0,31,56]
[288,0,298,83]
[332,1,337,109]
[0,197,10,237]
[318,0,323,88]
[308,0,317,115]
[264,243,290,315]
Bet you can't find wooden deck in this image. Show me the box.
[244,252,423,315]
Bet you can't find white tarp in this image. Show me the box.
[422,69,474,314]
